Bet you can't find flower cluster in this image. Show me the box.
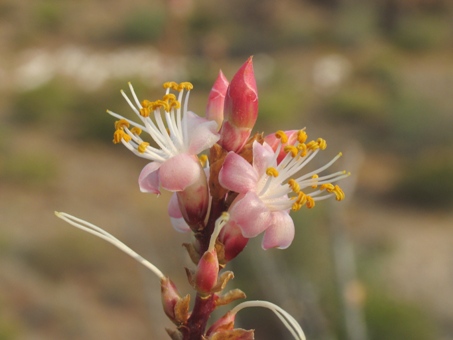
[57,57,348,340]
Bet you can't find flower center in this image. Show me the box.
[258,130,349,211]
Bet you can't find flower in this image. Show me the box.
[219,130,349,249]
[108,81,220,195]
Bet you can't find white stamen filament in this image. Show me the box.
[231,300,306,340]
[55,212,165,280]
[208,212,230,252]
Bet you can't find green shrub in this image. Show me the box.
[392,155,453,209]
[365,289,438,340]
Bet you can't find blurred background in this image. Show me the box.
[1,0,453,339]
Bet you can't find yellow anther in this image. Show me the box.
[199,154,208,167]
[296,191,307,205]
[138,142,149,154]
[115,119,130,130]
[163,81,179,90]
[284,145,298,158]
[178,82,193,91]
[320,183,334,192]
[113,129,124,144]
[297,143,307,156]
[275,130,288,143]
[266,167,279,177]
[292,202,302,211]
[139,107,150,117]
[288,179,300,193]
[317,138,327,150]
[306,196,315,209]
[311,174,319,189]
[333,185,345,201]
[297,130,307,143]
[168,98,181,110]
[141,99,152,108]
[130,127,142,135]
[306,140,318,150]
[163,94,177,102]
[151,100,169,112]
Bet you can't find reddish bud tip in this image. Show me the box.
[206,70,229,130]
[219,57,258,152]
[195,249,219,295]
[206,311,236,336]
[161,277,181,322]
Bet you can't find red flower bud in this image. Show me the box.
[161,277,181,321]
[176,160,209,230]
[219,221,249,262]
[206,311,236,336]
[219,57,258,152]
[206,70,229,130]
[195,249,219,295]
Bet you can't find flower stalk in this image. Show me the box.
[55,57,350,339]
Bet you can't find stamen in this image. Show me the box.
[306,196,315,208]
[288,179,300,193]
[138,142,149,153]
[178,82,193,91]
[199,154,208,167]
[297,130,307,143]
[208,212,230,252]
[130,127,142,135]
[275,130,288,143]
[231,300,306,340]
[311,174,319,188]
[115,119,130,130]
[284,145,298,158]
[55,212,165,280]
[163,81,179,91]
[266,167,279,177]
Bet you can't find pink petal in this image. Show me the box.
[168,193,182,218]
[168,194,191,232]
[206,70,229,129]
[229,192,271,238]
[159,153,202,192]
[138,162,161,194]
[252,141,275,176]
[264,130,298,164]
[186,111,220,155]
[219,152,258,193]
[261,211,295,249]
[170,217,191,233]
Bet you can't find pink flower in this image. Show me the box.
[219,130,348,249]
[108,81,220,195]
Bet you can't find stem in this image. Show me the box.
[181,294,216,340]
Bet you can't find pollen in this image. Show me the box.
[297,130,307,143]
[311,174,319,188]
[266,167,279,177]
[138,142,149,154]
[275,130,288,143]
[178,82,193,91]
[317,138,327,150]
[163,81,179,91]
[288,179,300,193]
[199,154,208,167]
[139,107,150,117]
[115,119,130,130]
[306,196,315,208]
[320,183,346,201]
[130,127,142,135]
[284,145,298,158]
[113,129,131,144]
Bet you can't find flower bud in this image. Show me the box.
[219,221,249,262]
[219,57,258,153]
[195,249,219,295]
[161,277,183,323]
[176,157,209,230]
[206,70,229,130]
[206,311,236,336]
